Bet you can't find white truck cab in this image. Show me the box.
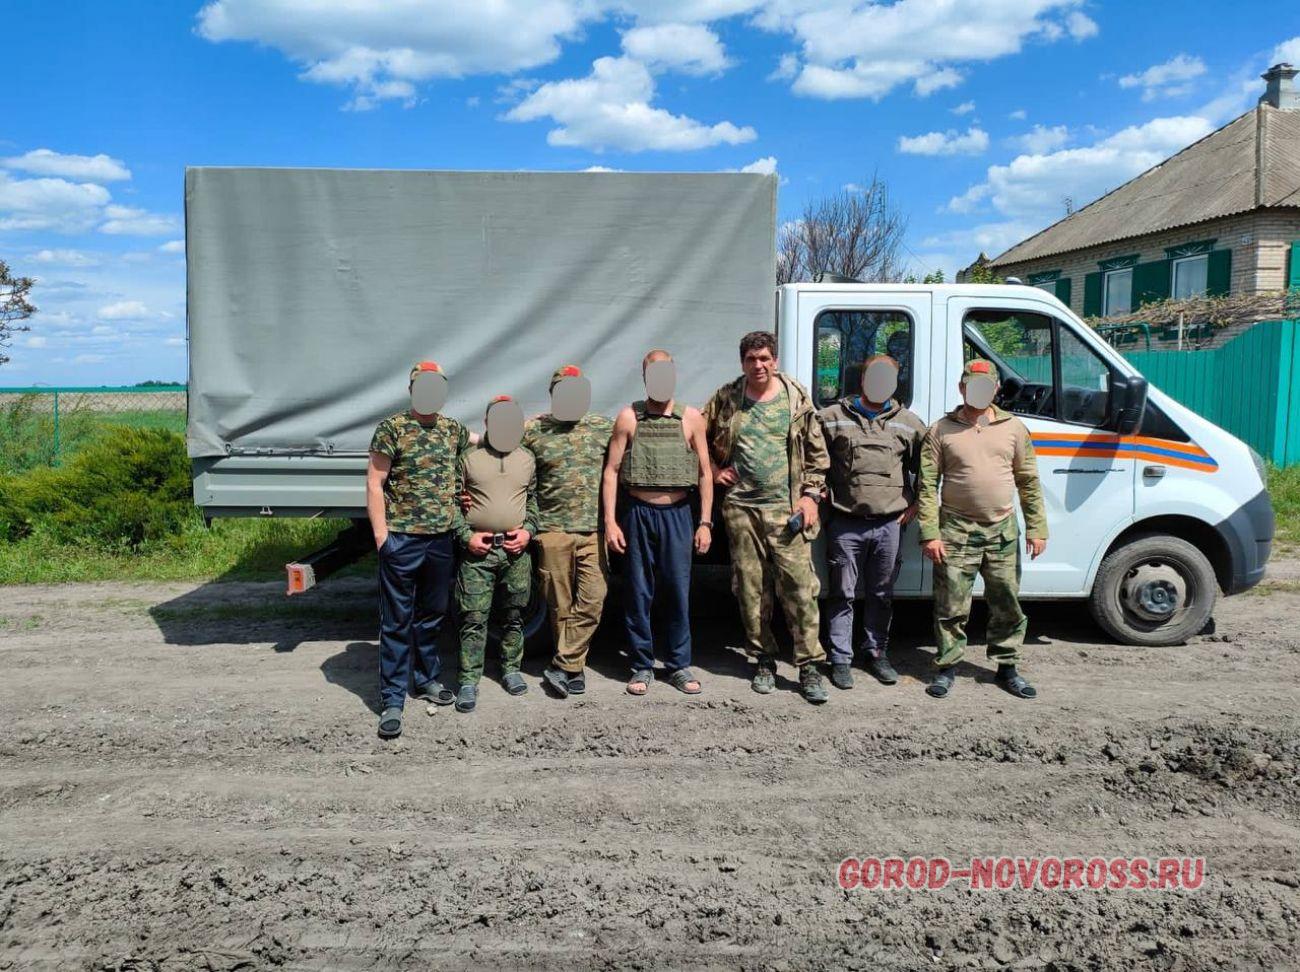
[780,282,1274,646]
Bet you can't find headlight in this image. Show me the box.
[1247,446,1266,485]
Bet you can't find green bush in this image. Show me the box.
[5,426,198,551]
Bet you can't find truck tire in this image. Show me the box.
[1088,534,1217,646]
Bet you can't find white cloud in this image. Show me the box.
[2,149,131,183]
[158,240,186,254]
[0,173,111,232]
[1007,124,1070,153]
[1272,37,1300,66]
[898,127,989,156]
[764,0,1096,101]
[621,23,730,75]
[951,100,976,116]
[72,354,107,365]
[1118,54,1206,101]
[1008,108,1027,120]
[737,156,777,175]
[914,67,963,97]
[505,56,755,152]
[165,337,186,347]
[1065,11,1098,40]
[197,0,595,108]
[99,205,181,236]
[24,335,47,349]
[946,115,1215,228]
[768,52,799,81]
[921,221,1041,259]
[98,300,151,320]
[30,249,100,267]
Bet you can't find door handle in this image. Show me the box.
[1143,465,1166,480]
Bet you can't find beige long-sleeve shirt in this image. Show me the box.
[917,406,1048,541]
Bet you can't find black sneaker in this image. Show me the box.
[829,663,854,690]
[926,667,956,699]
[864,654,899,686]
[751,659,777,695]
[799,665,829,704]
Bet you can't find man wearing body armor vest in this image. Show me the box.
[603,350,714,697]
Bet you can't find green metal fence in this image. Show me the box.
[1125,319,1300,467]
[0,385,187,473]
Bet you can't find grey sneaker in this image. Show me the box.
[751,659,777,695]
[926,667,956,699]
[455,684,478,713]
[377,706,403,739]
[502,671,528,696]
[829,663,854,690]
[800,665,829,704]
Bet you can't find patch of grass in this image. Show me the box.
[1268,464,1300,549]
[0,517,366,584]
[0,396,186,475]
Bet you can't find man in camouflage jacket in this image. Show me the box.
[367,361,468,739]
[703,330,831,704]
[522,365,614,698]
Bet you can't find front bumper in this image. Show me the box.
[1215,489,1275,594]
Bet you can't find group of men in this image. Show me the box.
[366,330,1048,740]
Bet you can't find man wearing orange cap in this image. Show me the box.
[367,361,468,739]
[522,365,615,698]
[917,358,1048,702]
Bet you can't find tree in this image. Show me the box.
[776,175,908,285]
[1,260,35,368]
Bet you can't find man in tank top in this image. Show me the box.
[602,350,714,697]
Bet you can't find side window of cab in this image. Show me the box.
[961,308,1113,429]
[814,310,914,408]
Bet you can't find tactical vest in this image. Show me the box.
[620,401,697,489]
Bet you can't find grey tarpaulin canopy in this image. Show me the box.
[185,168,777,458]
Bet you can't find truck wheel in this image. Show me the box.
[1089,534,1217,646]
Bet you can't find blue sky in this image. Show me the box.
[3,0,1296,385]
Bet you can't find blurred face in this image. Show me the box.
[961,374,998,410]
[742,347,777,385]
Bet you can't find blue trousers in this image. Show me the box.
[621,498,693,674]
[825,513,902,664]
[378,531,455,709]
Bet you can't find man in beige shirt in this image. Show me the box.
[454,395,539,712]
[916,359,1048,701]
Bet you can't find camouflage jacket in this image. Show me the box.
[521,412,613,533]
[370,411,470,535]
[702,372,829,520]
[917,405,1048,543]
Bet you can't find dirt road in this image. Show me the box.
[2,565,1299,971]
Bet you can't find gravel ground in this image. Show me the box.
[2,564,1299,971]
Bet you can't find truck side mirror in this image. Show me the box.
[1110,374,1148,435]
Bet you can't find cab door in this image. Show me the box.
[798,288,933,594]
[944,294,1135,596]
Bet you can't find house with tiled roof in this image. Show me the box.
[982,64,1300,319]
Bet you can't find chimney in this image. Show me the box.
[1260,63,1299,110]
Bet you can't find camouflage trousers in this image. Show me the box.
[722,502,825,667]
[456,547,531,686]
[932,510,1026,669]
